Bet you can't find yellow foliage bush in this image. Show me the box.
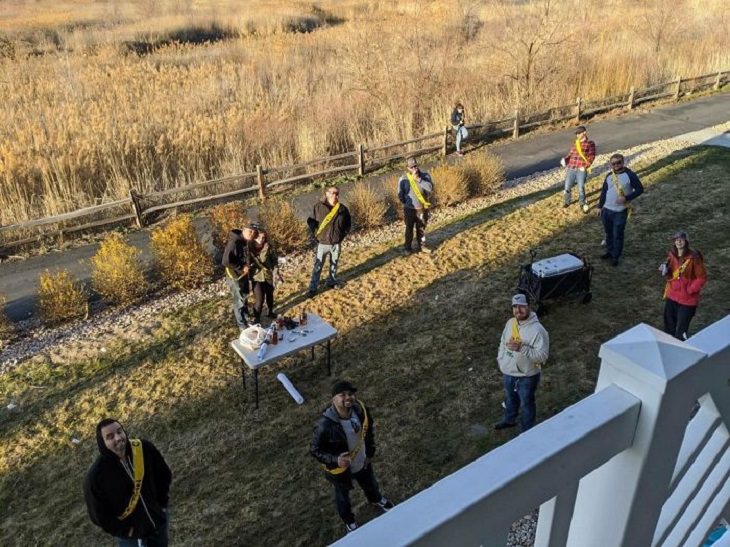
[348,182,386,230]
[209,202,249,251]
[38,269,88,325]
[257,199,308,254]
[150,215,213,290]
[90,233,148,305]
[463,152,506,196]
[383,175,405,221]
[431,164,470,206]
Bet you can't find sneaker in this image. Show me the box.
[501,401,506,409]
[306,290,317,299]
[345,522,359,533]
[494,421,517,430]
[600,253,612,260]
[373,497,394,512]
[420,246,433,254]
[601,239,606,246]
[327,281,345,290]
[457,151,465,157]
[582,204,590,214]
[563,203,570,209]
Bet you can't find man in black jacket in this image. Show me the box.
[222,224,258,328]
[311,380,393,534]
[306,186,351,298]
[84,418,172,547]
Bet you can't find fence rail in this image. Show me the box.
[1,69,727,252]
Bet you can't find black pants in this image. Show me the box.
[664,298,697,340]
[404,208,429,251]
[252,281,274,323]
[601,208,628,260]
[331,464,382,524]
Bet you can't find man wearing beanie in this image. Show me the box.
[660,231,707,340]
[310,380,393,534]
[494,294,550,433]
[84,418,172,546]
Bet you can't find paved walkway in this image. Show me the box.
[1,92,728,322]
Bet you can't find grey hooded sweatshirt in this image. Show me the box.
[497,311,549,377]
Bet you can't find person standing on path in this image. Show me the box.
[595,153,644,267]
[306,186,351,298]
[451,102,468,156]
[660,230,707,340]
[494,294,549,433]
[310,380,394,534]
[222,224,258,329]
[398,156,434,254]
[561,125,596,213]
[84,418,172,547]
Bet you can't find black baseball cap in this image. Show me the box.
[331,380,357,396]
[575,125,587,134]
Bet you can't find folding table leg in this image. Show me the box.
[327,340,331,376]
[311,346,315,362]
[240,359,246,390]
[254,369,259,409]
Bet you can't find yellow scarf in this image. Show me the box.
[117,439,144,520]
[510,319,521,342]
[610,171,633,217]
[316,202,340,237]
[406,173,431,209]
[575,138,593,174]
[324,401,370,475]
[663,258,690,299]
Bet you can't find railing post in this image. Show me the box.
[674,78,682,101]
[575,97,582,122]
[256,164,266,202]
[357,144,365,176]
[627,86,635,110]
[129,189,144,229]
[714,71,723,91]
[512,109,520,139]
[442,126,449,157]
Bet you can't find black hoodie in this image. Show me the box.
[83,420,172,539]
[222,229,250,278]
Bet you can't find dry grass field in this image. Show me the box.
[1,145,729,545]
[0,0,728,225]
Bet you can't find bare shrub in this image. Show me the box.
[383,175,405,220]
[464,152,506,196]
[0,294,13,339]
[257,199,308,254]
[150,215,213,290]
[38,269,88,325]
[209,202,249,251]
[348,182,386,230]
[431,164,470,206]
[90,233,148,305]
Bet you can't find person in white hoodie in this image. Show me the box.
[495,294,550,432]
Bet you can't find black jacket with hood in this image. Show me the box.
[222,229,250,280]
[83,421,172,539]
[307,201,351,245]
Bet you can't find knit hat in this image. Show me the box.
[331,380,357,396]
[671,231,688,241]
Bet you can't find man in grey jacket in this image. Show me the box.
[398,156,434,253]
[495,294,550,432]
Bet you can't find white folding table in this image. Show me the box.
[230,313,337,408]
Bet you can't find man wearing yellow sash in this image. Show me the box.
[595,153,644,267]
[561,125,596,213]
[306,186,351,298]
[311,380,394,534]
[660,231,707,340]
[222,224,258,329]
[495,294,549,433]
[84,418,172,547]
[398,156,434,253]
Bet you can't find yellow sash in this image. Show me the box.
[610,171,633,218]
[118,439,144,521]
[324,401,369,475]
[316,202,340,237]
[406,173,431,209]
[575,138,593,174]
[510,319,521,342]
[663,258,690,299]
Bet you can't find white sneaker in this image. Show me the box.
[345,522,359,533]
[582,204,590,213]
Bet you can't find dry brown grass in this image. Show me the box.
[150,215,213,290]
[348,181,387,230]
[0,294,12,339]
[37,269,88,325]
[384,175,405,220]
[90,233,148,305]
[257,199,308,253]
[463,152,506,196]
[431,164,470,206]
[209,202,249,251]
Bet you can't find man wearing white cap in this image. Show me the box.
[495,294,550,432]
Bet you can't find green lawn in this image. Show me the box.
[1,146,729,545]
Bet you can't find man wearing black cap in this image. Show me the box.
[84,418,172,546]
[561,125,596,213]
[311,380,393,534]
[398,156,434,253]
[660,230,707,340]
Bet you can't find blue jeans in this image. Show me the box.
[115,512,169,547]
[503,373,541,432]
[601,208,628,260]
[453,125,469,152]
[309,243,341,292]
[226,277,249,328]
[563,168,587,206]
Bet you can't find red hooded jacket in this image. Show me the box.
[664,248,707,306]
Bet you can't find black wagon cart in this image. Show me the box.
[516,252,592,312]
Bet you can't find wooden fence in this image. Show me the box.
[1,70,727,253]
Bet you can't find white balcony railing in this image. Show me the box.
[334,315,730,547]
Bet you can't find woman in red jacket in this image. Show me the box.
[660,231,707,340]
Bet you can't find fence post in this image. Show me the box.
[358,144,365,176]
[714,71,723,91]
[129,189,144,229]
[442,126,449,157]
[674,78,682,101]
[512,109,520,139]
[256,165,266,202]
[628,86,635,110]
[575,97,582,122]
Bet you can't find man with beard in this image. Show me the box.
[222,224,258,328]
